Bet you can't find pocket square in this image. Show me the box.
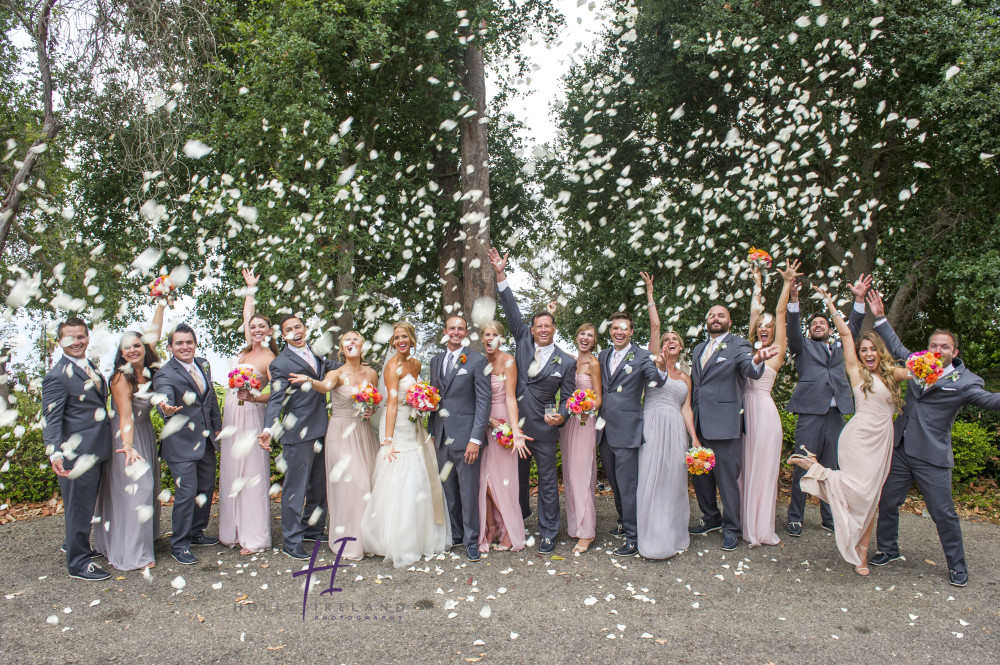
[715,357,727,363]
[941,387,957,391]
[457,368,468,376]
[553,371,562,377]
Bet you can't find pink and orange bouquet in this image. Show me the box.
[228,367,262,405]
[747,247,773,269]
[491,419,514,449]
[686,447,716,476]
[352,384,383,420]
[906,350,945,389]
[566,388,598,425]
[405,381,440,422]
[148,275,176,301]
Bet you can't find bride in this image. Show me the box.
[362,320,451,567]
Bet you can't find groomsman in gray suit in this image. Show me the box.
[257,315,332,560]
[42,318,113,580]
[784,275,870,536]
[152,323,223,565]
[489,248,577,554]
[598,311,668,557]
[868,292,1000,586]
[689,305,776,550]
[428,316,492,562]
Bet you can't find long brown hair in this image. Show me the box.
[111,331,160,395]
[749,313,775,345]
[856,331,904,413]
[239,313,279,357]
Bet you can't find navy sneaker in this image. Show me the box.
[949,570,968,587]
[466,546,481,562]
[868,550,901,566]
[539,538,555,554]
[689,520,722,536]
[786,522,802,537]
[721,535,739,551]
[171,549,198,565]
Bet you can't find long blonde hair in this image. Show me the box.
[856,331,904,413]
[749,313,775,346]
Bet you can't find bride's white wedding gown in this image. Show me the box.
[362,373,451,567]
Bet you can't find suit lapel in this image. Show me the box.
[171,357,204,395]
[920,367,961,398]
[66,357,106,396]
[285,347,318,377]
[530,346,560,383]
[608,344,632,384]
[702,334,730,376]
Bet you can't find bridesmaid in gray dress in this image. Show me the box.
[93,301,167,571]
[636,273,700,559]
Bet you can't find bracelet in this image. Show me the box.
[831,310,844,318]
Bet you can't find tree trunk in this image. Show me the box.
[459,37,494,350]
[331,236,356,347]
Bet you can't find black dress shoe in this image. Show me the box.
[821,521,835,533]
[721,535,739,551]
[613,542,639,557]
[609,522,625,537]
[949,569,968,587]
[466,546,481,562]
[539,538,555,554]
[786,521,803,537]
[171,549,198,565]
[69,562,111,581]
[868,550,901,566]
[282,544,310,560]
[689,519,722,536]
[190,534,220,546]
[303,534,329,543]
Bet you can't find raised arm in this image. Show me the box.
[785,278,805,355]
[772,259,802,362]
[641,271,661,354]
[489,247,531,344]
[867,290,910,362]
[748,264,764,338]
[241,268,260,345]
[148,301,167,344]
[846,273,872,339]
[815,286,859,380]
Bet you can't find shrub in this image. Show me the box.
[951,420,997,483]
[1,392,60,505]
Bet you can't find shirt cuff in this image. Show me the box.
[470,438,482,446]
[853,302,865,314]
[497,280,509,292]
[874,317,888,326]
[787,302,800,313]
[657,368,668,380]
[49,451,63,463]
[263,427,273,437]
[752,361,764,373]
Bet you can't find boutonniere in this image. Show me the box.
[200,361,210,375]
[949,372,960,382]
[718,343,728,351]
[459,354,467,365]
[625,351,635,363]
[551,355,562,365]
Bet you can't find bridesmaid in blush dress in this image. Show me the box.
[635,272,699,559]
[219,269,277,554]
[94,300,167,571]
[739,259,798,547]
[560,321,602,554]
[789,286,908,576]
[291,331,379,561]
[477,321,529,553]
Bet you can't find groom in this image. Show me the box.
[428,315,491,562]
[489,247,577,554]
[689,305,775,550]
[257,314,331,560]
[598,311,668,557]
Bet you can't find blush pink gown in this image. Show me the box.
[559,373,597,540]
[477,376,526,552]
[325,385,378,560]
[219,362,272,553]
[739,365,782,547]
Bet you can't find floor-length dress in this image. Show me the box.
[560,372,597,540]
[739,365,782,547]
[799,379,895,566]
[93,391,160,570]
[325,385,378,560]
[477,376,526,552]
[362,374,451,567]
[636,377,690,559]
[218,363,272,552]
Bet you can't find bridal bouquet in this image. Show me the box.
[566,388,598,425]
[686,447,716,475]
[148,274,176,302]
[352,385,383,420]
[747,247,773,269]
[906,350,945,389]
[405,382,440,422]
[228,367,262,405]
[491,420,514,449]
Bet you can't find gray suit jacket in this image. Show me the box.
[598,343,665,448]
[263,346,333,445]
[41,356,113,464]
[875,321,1000,468]
[497,285,577,443]
[152,356,223,463]
[428,349,492,449]
[691,333,764,440]
[785,306,865,415]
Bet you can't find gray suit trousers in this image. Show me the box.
[787,409,843,525]
[62,462,103,574]
[691,429,742,540]
[876,443,966,573]
[166,442,217,552]
[598,437,639,544]
[437,442,481,547]
[526,439,561,540]
[280,439,327,547]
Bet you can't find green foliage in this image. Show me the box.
[779,409,798,457]
[0,392,60,505]
[951,420,998,484]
